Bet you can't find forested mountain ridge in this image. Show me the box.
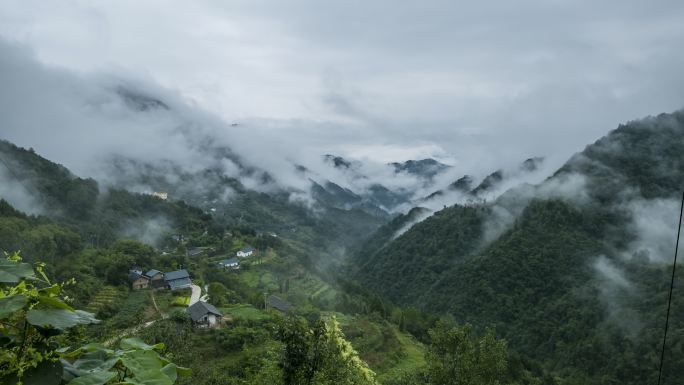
[0,138,388,267]
[350,109,684,384]
[0,139,215,250]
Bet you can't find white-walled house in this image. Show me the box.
[187,301,223,328]
[217,257,240,270]
[236,246,254,258]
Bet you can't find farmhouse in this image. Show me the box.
[236,246,254,258]
[187,301,223,328]
[217,257,239,270]
[266,295,293,314]
[128,269,149,290]
[144,269,165,288]
[187,247,204,257]
[165,269,192,291]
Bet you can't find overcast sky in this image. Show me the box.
[1,0,684,175]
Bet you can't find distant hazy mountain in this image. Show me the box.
[389,158,451,180]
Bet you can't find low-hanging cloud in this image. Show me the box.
[2,0,684,208]
[593,255,643,336]
[621,197,680,263]
[0,166,44,215]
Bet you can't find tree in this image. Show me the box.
[277,315,378,385]
[425,321,508,385]
[207,282,229,306]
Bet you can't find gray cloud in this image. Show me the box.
[1,0,683,181]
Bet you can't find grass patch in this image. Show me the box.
[219,304,270,321]
[376,327,426,383]
[239,268,278,292]
[171,296,190,307]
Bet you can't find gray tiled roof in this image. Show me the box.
[145,269,162,278]
[128,271,148,283]
[267,295,293,313]
[164,269,190,281]
[187,301,223,322]
[167,277,192,290]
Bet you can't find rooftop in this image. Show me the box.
[145,269,162,278]
[187,301,223,322]
[128,271,148,283]
[164,269,190,281]
[168,277,192,291]
[217,258,239,266]
[267,295,293,313]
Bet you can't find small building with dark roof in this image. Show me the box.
[164,269,192,291]
[128,270,149,290]
[144,269,165,288]
[266,295,293,314]
[187,247,204,257]
[217,257,240,270]
[187,301,223,328]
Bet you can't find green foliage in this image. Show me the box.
[424,322,507,385]
[61,338,190,385]
[0,251,188,384]
[0,252,99,382]
[350,107,684,385]
[206,282,229,306]
[277,315,379,385]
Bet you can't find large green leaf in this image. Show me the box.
[159,363,191,382]
[72,350,119,374]
[37,295,75,311]
[0,259,35,282]
[67,370,117,385]
[120,350,163,376]
[120,338,164,351]
[166,363,191,378]
[123,372,174,385]
[0,294,27,318]
[26,308,99,330]
[120,350,180,384]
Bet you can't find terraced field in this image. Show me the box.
[85,286,121,313]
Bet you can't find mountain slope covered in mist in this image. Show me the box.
[350,110,684,384]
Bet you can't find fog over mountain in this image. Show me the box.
[0,37,564,215]
[2,0,684,209]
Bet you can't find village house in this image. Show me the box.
[145,269,165,289]
[217,257,240,270]
[266,295,293,314]
[128,269,149,290]
[236,246,254,258]
[187,301,223,328]
[164,269,192,291]
[187,247,204,258]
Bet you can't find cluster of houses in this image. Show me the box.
[125,244,294,330]
[128,268,192,291]
[216,246,255,271]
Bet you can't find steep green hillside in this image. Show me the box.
[351,110,684,384]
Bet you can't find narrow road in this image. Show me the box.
[200,284,209,302]
[189,284,201,306]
